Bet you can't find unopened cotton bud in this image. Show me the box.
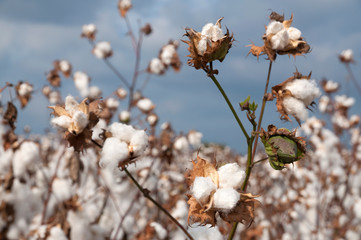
[93,41,112,59]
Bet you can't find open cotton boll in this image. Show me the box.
[150,222,167,240]
[93,41,112,59]
[51,115,72,130]
[59,60,71,73]
[119,110,131,122]
[318,96,330,113]
[100,138,129,169]
[52,178,72,202]
[47,226,68,240]
[340,49,353,61]
[174,136,189,152]
[88,86,102,99]
[64,96,79,114]
[197,37,209,56]
[149,58,165,75]
[12,141,40,178]
[287,27,302,40]
[106,97,119,109]
[119,0,132,8]
[283,97,309,121]
[137,98,154,112]
[116,87,127,99]
[82,23,96,35]
[324,80,339,92]
[188,224,223,240]
[18,83,33,97]
[129,130,148,156]
[201,23,223,41]
[188,130,203,148]
[213,188,240,210]
[266,21,284,35]
[72,111,89,131]
[271,29,289,50]
[192,177,217,205]
[335,95,355,108]
[108,122,134,141]
[217,163,245,189]
[160,44,176,65]
[74,71,90,93]
[285,79,321,106]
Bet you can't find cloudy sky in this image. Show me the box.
[1,0,361,153]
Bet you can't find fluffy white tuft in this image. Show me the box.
[217,163,245,189]
[283,97,309,121]
[18,83,33,96]
[12,141,40,178]
[197,37,209,56]
[47,226,68,240]
[129,130,148,156]
[188,130,203,148]
[59,60,71,72]
[52,178,72,202]
[88,86,102,99]
[271,29,289,50]
[117,88,127,99]
[174,136,189,152]
[51,115,72,130]
[93,41,112,59]
[188,224,223,240]
[149,58,165,74]
[201,23,223,41]
[318,96,330,113]
[287,27,302,40]
[213,188,240,210]
[72,110,89,130]
[119,110,131,122]
[266,21,284,35]
[324,80,339,92]
[65,95,79,114]
[285,79,321,106]
[119,0,132,8]
[335,95,355,108]
[340,49,353,61]
[106,97,119,109]
[82,23,96,35]
[73,71,90,97]
[192,177,217,205]
[99,137,129,169]
[137,98,154,112]
[160,44,176,65]
[150,222,167,240]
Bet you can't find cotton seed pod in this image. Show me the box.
[183,18,234,70]
[260,125,306,170]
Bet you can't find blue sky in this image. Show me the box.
[1,0,361,153]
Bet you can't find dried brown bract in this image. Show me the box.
[182,18,234,72]
[248,12,310,61]
[15,81,33,108]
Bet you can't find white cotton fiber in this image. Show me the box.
[51,115,72,130]
[129,130,148,156]
[217,163,245,189]
[108,122,134,141]
[188,130,203,148]
[201,23,223,41]
[197,37,209,56]
[48,226,68,240]
[52,178,72,202]
[213,188,240,210]
[106,97,119,109]
[137,98,154,112]
[93,41,112,59]
[287,27,302,40]
[65,96,78,114]
[174,136,189,152]
[283,97,308,121]
[266,21,284,35]
[354,198,361,219]
[100,137,129,169]
[12,141,40,178]
[285,79,321,106]
[160,44,176,65]
[149,58,165,75]
[340,49,353,61]
[72,111,89,130]
[335,95,355,108]
[150,222,167,240]
[192,177,217,205]
[188,224,223,240]
[271,29,289,50]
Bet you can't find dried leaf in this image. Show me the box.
[3,102,17,130]
[187,196,216,226]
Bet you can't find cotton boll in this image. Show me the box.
[137,98,155,112]
[119,0,131,8]
[318,96,329,113]
[160,44,176,65]
[188,130,203,149]
[88,86,102,99]
[150,222,167,240]
[119,110,131,123]
[287,27,302,40]
[106,97,119,109]
[213,188,240,210]
[93,41,112,59]
[91,119,107,141]
[149,58,165,74]
[18,83,33,97]
[48,226,68,240]
[324,80,339,92]
[192,177,217,205]
[49,91,61,104]
[51,115,72,130]
[12,141,40,178]
[188,224,223,240]
[271,29,289,50]
[64,96,79,114]
[116,88,127,99]
[73,71,90,96]
[217,163,245,189]
[283,97,308,121]
[108,122,134,141]
[340,49,353,61]
[52,178,73,202]
[82,23,96,36]
[266,21,284,35]
[129,130,148,156]
[174,136,189,152]
[100,137,129,169]
[72,111,89,131]
[285,79,321,106]
[197,37,209,56]
[201,23,223,41]
[335,95,355,108]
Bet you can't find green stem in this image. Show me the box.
[124,168,194,240]
[209,74,250,141]
[227,60,273,240]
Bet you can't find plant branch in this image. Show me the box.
[345,63,361,95]
[123,168,194,240]
[207,67,250,141]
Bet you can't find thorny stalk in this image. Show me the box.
[123,168,194,240]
